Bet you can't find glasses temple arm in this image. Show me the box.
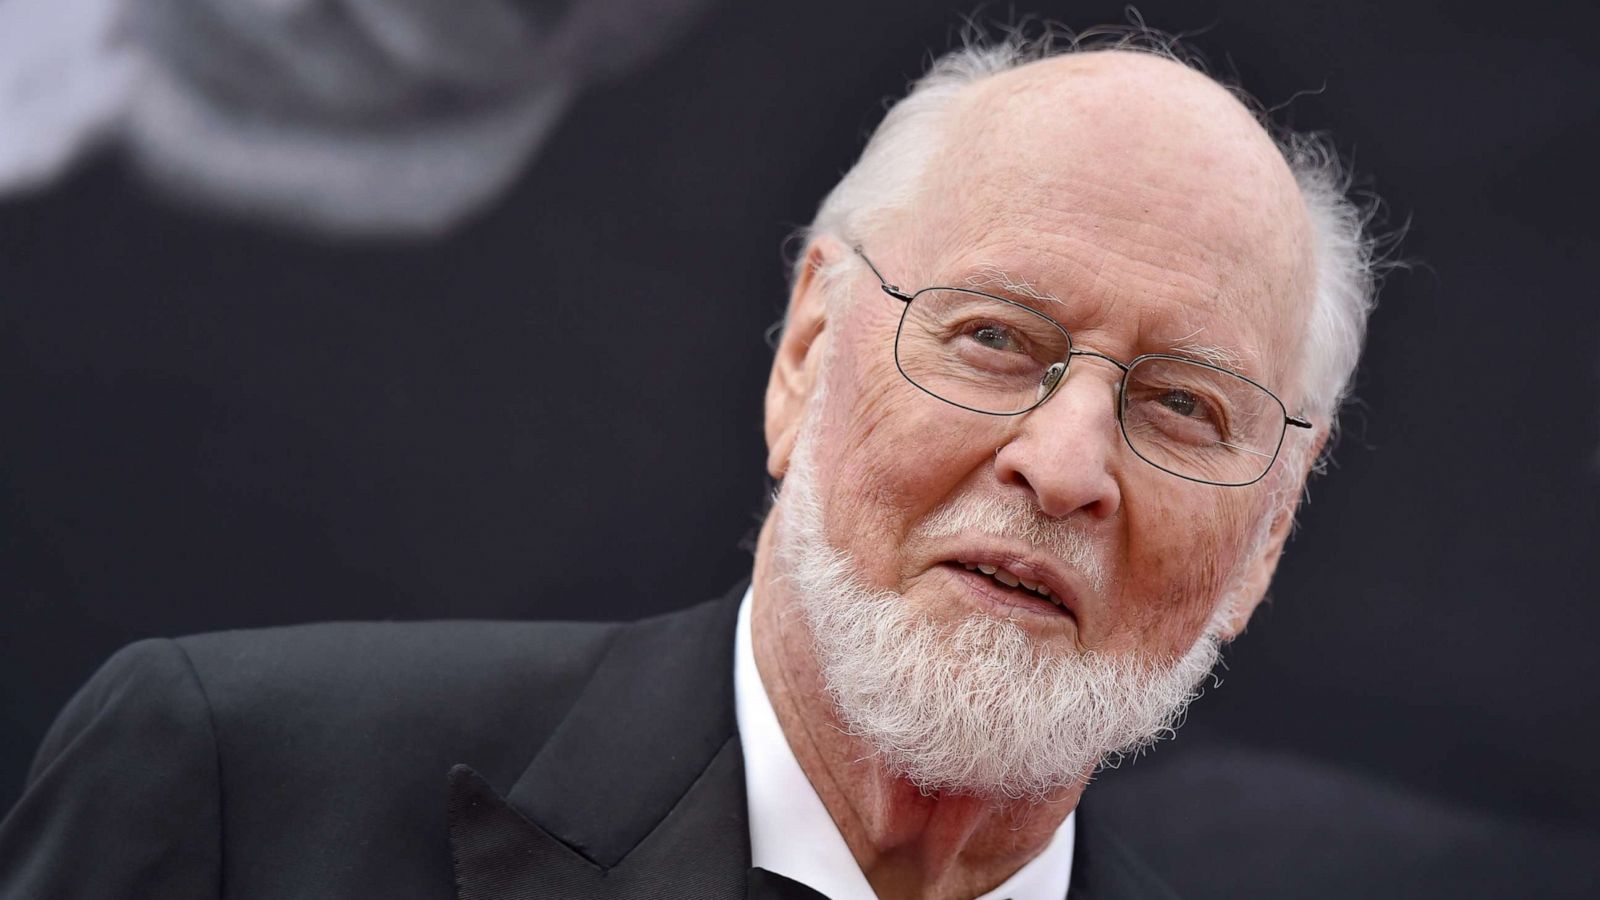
[1286,415,1313,429]
[852,246,913,302]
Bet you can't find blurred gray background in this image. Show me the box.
[3,1,1597,895]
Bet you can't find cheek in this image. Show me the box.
[812,316,1003,581]
[1118,491,1260,655]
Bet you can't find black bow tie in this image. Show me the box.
[748,867,1020,900]
[748,867,832,899]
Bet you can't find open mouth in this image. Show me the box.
[946,560,1071,616]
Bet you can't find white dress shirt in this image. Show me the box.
[734,587,1076,900]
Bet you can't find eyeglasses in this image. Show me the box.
[854,247,1312,487]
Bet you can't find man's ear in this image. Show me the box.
[764,240,836,479]
[1221,434,1328,638]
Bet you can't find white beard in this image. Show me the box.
[774,415,1245,802]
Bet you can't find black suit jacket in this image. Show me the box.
[0,585,1179,899]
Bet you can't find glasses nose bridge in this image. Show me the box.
[1037,347,1128,404]
[1032,347,1130,431]
[1068,347,1130,374]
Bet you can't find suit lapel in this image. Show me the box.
[446,583,1181,900]
[1066,803,1182,900]
[449,586,751,900]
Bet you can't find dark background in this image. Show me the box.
[4,0,1598,895]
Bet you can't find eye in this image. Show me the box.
[968,323,1021,352]
[1157,389,1203,418]
[1124,380,1229,442]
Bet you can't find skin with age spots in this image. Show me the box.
[755,51,1321,900]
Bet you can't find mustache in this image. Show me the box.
[917,494,1108,593]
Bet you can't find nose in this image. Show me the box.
[993,358,1124,521]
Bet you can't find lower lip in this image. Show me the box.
[942,563,1073,623]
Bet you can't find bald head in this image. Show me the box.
[809,39,1375,433]
[880,51,1312,400]
[944,51,1312,267]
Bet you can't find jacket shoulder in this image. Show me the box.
[173,618,622,781]
[2,638,223,897]
[4,618,627,899]
[176,618,619,714]
[2,608,713,899]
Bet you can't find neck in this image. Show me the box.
[749,516,1084,900]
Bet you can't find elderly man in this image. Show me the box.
[0,36,1376,900]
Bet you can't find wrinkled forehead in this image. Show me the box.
[899,52,1316,391]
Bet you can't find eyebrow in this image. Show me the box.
[1164,328,1254,374]
[958,267,1259,376]
[962,265,1064,306]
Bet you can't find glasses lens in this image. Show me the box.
[1120,357,1286,485]
[895,290,1072,414]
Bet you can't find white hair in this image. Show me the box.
[800,26,1386,449]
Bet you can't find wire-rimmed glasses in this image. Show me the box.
[854,247,1312,487]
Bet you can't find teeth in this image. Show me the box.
[959,562,1059,604]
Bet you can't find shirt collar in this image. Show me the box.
[734,586,1076,900]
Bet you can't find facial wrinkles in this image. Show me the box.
[933,228,1260,393]
[776,386,1242,800]
[928,173,1241,313]
[834,245,1268,656]
[812,296,932,557]
[1120,477,1270,648]
[958,252,1262,382]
